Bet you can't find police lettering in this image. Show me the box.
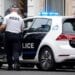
[9,17,19,21]
[22,43,34,49]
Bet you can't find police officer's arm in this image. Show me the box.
[0,16,7,31]
[0,24,6,31]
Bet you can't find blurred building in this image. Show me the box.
[28,0,75,17]
[0,0,18,17]
[28,0,64,17]
[0,0,75,17]
[65,0,75,16]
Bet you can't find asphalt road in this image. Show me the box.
[0,64,75,75]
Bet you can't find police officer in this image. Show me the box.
[0,5,24,70]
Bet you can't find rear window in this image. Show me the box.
[63,18,75,34]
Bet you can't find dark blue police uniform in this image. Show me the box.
[3,12,24,70]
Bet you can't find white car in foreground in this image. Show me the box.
[22,16,75,70]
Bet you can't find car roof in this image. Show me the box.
[24,16,75,20]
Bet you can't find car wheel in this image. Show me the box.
[37,47,55,71]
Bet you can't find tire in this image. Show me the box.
[36,47,55,71]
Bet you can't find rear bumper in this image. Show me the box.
[51,42,75,63]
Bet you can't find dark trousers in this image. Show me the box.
[5,31,21,66]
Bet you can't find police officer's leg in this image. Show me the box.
[13,36,21,70]
[5,38,13,69]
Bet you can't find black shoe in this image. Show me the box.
[8,66,13,70]
[14,64,20,71]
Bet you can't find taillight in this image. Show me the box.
[56,34,68,40]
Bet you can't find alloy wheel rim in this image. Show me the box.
[40,50,52,70]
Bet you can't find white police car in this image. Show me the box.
[0,13,75,71]
[21,15,75,70]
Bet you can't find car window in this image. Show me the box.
[63,18,75,34]
[24,19,34,28]
[29,18,51,32]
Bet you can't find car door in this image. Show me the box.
[22,18,51,59]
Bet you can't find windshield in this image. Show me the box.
[63,18,75,34]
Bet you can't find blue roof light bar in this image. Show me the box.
[39,12,60,16]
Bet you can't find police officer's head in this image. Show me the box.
[10,5,19,13]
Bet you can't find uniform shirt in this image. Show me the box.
[3,12,24,33]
